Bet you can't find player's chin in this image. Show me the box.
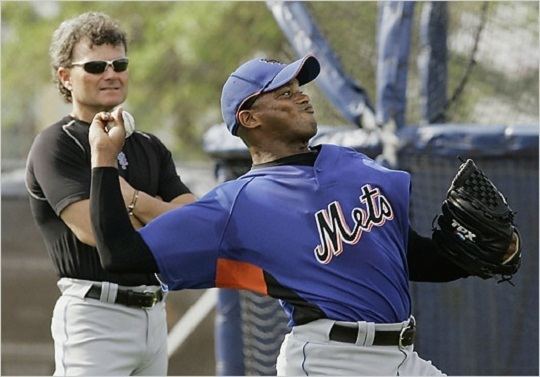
[306,115,318,135]
[300,122,318,141]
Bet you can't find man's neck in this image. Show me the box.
[71,104,115,124]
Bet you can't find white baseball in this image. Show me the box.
[122,111,135,138]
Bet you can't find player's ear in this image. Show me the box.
[237,109,260,131]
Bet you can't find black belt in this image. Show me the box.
[85,284,164,309]
[329,318,416,347]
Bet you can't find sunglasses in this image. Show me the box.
[70,58,129,74]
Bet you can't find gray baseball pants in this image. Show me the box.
[51,278,168,376]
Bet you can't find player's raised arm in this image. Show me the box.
[89,108,158,273]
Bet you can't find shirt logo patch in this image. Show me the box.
[117,152,128,170]
[313,184,394,264]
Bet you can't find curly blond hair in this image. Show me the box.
[49,12,127,102]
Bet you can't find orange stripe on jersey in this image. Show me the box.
[216,258,268,295]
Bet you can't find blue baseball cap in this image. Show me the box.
[221,55,320,135]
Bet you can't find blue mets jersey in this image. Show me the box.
[140,144,412,325]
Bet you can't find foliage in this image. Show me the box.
[1,1,287,160]
[2,1,538,161]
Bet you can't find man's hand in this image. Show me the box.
[503,231,520,264]
[89,107,126,168]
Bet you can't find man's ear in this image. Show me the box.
[57,67,72,91]
[237,109,260,130]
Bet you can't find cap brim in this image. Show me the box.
[265,55,320,92]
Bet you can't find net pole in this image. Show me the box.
[418,2,448,124]
[215,289,245,375]
[375,1,415,129]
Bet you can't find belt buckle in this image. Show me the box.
[142,289,159,308]
[399,321,415,348]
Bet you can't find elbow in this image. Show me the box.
[65,221,97,246]
[73,230,97,247]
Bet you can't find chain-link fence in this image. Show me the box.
[305,1,538,126]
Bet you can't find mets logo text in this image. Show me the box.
[313,184,394,264]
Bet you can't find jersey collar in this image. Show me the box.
[251,145,321,169]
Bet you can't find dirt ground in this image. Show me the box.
[1,194,216,375]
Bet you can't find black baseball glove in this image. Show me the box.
[432,158,521,280]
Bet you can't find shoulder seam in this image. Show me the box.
[135,130,151,140]
[25,182,47,200]
[62,120,85,152]
[25,140,47,201]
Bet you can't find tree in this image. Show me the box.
[1,2,286,160]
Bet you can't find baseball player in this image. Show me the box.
[87,56,521,375]
[25,12,196,375]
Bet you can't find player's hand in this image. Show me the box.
[89,107,126,168]
[503,231,520,264]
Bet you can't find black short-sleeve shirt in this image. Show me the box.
[26,115,191,286]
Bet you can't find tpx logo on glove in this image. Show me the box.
[451,219,476,241]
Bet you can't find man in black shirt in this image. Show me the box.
[25,12,195,376]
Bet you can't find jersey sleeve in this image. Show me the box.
[148,134,191,201]
[138,186,235,290]
[26,129,90,216]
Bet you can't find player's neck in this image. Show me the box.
[248,141,310,165]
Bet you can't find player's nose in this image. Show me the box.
[295,91,310,104]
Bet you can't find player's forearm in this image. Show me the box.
[90,167,158,273]
[407,227,470,282]
[91,147,118,168]
[131,192,196,224]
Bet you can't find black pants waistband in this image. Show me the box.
[329,318,415,347]
[85,284,164,309]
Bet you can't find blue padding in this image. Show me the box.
[202,123,248,159]
[214,289,244,375]
[203,124,383,159]
[418,2,448,123]
[398,124,539,157]
[376,2,415,128]
[203,123,538,159]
